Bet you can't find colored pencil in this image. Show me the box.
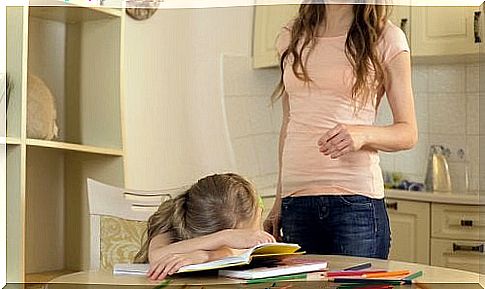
[246,273,308,284]
[337,285,394,289]
[326,270,387,277]
[362,270,411,278]
[329,277,404,285]
[403,270,423,281]
[343,262,372,271]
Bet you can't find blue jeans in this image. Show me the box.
[281,195,391,259]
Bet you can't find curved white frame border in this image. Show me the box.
[3,0,482,8]
[0,0,6,287]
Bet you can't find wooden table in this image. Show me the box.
[38,255,485,289]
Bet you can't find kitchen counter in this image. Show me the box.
[386,189,484,205]
[259,187,484,206]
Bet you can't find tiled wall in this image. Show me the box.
[377,63,481,193]
[223,55,281,191]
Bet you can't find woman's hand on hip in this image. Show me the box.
[318,124,366,159]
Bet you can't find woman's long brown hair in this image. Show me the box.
[272,4,390,112]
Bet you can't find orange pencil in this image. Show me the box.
[362,270,411,279]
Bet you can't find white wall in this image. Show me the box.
[124,6,279,190]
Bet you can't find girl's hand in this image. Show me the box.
[148,250,210,280]
[263,198,282,241]
[317,124,366,159]
[221,229,276,249]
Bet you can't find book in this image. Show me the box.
[179,242,302,273]
[113,263,149,276]
[219,260,327,280]
[113,242,302,275]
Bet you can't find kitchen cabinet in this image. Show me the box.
[252,4,299,68]
[252,5,410,68]
[385,198,430,265]
[411,6,481,58]
[431,238,484,273]
[253,4,483,67]
[430,204,484,273]
[388,5,411,43]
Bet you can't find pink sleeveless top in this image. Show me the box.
[277,21,409,199]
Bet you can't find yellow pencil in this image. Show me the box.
[362,270,411,279]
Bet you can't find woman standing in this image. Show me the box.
[264,3,417,259]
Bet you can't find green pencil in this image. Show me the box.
[403,270,423,281]
[246,273,308,284]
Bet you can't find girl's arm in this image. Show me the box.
[148,229,275,263]
[318,52,418,158]
[147,230,274,280]
[148,246,242,280]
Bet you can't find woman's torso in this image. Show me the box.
[278,21,408,199]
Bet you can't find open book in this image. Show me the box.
[113,242,302,275]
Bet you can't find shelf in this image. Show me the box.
[29,2,121,24]
[1,137,21,145]
[26,138,123,156]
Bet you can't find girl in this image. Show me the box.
[135,173,275,280]
[265,3,417,259]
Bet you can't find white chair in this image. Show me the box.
[87,178,188,270]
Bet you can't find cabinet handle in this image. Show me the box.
[460,220,474,227]
[385,201,398,210]
[452,243,484,253]
[474,11,482,43]
[400,18,409,36]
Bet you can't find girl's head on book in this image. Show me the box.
[135,173,261,262]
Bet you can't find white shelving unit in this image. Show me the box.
[6,3,126,283]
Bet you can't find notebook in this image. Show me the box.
[113,263,149,276]
[113,242,302,275]
[219,260,328,279]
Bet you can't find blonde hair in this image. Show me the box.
[272,4,390,112]
[134,173,258,263]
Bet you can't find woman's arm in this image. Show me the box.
[318,52,417,158]
[264,92,290,239]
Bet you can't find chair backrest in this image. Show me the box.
[86,178,188,270]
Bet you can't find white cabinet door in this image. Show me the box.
[411,6,480,57]
[388,5,411,44]
[431,238,484,273]
[253,4,299,68]
[386,199,430,264]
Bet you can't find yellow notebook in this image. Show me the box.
[179,242,302,273]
